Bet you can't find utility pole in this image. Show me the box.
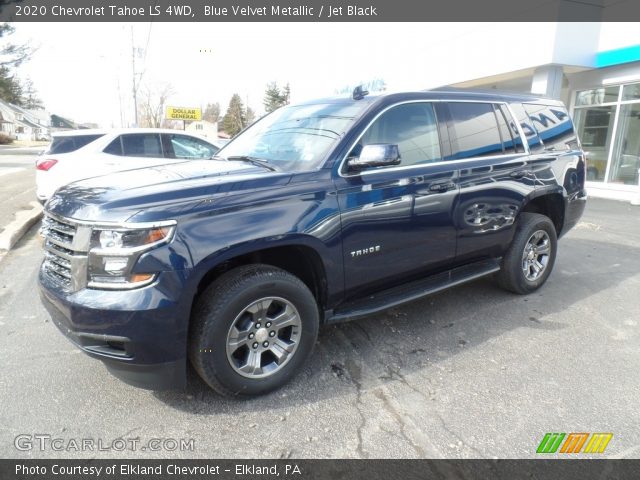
[131,26,138,127]
[117,77,125,128]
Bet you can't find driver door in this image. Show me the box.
[335,102,459,299]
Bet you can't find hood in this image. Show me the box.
[46,159,291,223]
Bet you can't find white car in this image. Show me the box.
[36,128,226,202]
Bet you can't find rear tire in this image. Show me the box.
[497,213,558,294]
[189,264,319,397]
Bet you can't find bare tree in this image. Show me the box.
[22,78,44,109]
[138,83,174,128]
[0,23,32,69]
[203,102,220,123]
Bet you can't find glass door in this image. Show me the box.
[573,82,640,186]
[609,102,640,185]
[573,105,616,182]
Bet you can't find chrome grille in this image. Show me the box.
[41,213,89,292]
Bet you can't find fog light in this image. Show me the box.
[103,257,128,273]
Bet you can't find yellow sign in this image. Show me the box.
[166,106,202,121]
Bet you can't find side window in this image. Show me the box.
[46,134,104,155]
[120,134,163,158]
[354,102,441,167]
[523,103,577,152]
[447,102,503,159]
[165,134,219,159]
[103,137,123,156]
[510,103,544,153]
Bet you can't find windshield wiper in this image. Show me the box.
[225,155,279,172]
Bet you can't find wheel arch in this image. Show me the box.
[520,191,565,236]
[189,237,331,317]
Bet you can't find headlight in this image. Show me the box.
[87,224,175,290]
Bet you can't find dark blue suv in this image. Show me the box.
[38,89,586,396]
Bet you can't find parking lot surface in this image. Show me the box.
[0,198,638,459]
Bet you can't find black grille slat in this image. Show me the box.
[45,242,74,261]
[42,214,81,292]
[45,229,74,248]
[43,259,71,279]
[44,251,71,270]
[44,217,76,236]
[45,267,72,288]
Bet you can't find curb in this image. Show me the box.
[0,147,46,156]
[0,202,43,252]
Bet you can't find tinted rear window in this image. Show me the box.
[523,104,578,152]
[447,102,503,159]
[103,137,123,156]
[46,134,104,154]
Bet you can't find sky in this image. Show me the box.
[8,22,639,128]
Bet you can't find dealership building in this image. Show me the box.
[442,23,640,203]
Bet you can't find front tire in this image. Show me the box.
[497,213,558,294]
[189,264,319,397]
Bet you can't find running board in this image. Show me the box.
[326,259,501,324]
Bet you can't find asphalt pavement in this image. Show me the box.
[0,155,38,227]
[0,198,638,459]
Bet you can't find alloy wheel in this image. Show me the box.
[226,297,302,379]
[521,230,551,281]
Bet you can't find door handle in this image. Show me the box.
[429,182,456,192]
[510,169,532,179]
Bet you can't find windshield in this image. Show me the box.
[219,102,369,171]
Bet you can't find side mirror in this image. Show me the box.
[347,144,401,171]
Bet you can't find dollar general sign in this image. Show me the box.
[166,106,202,121]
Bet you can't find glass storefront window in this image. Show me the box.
[622,82,640,102]
[575,86,619,106]
[573,106,615,182]
[608,103,640,185]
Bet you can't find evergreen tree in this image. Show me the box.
[0,66,22,104]
[263,82,290,113]
[263,82,281,113]
[0,24,33,105]
[222,94,246,136]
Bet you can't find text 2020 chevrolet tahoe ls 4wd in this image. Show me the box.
[38,90,586,396]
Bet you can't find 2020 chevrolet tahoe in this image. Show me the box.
[38,89,587,396]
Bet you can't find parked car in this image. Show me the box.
[38,89,586,396]
[35,128,226,202]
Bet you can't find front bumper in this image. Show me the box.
[38,265,192,390]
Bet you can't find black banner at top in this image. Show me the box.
[1,0,640,22]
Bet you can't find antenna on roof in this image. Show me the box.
[352,85,369,100]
